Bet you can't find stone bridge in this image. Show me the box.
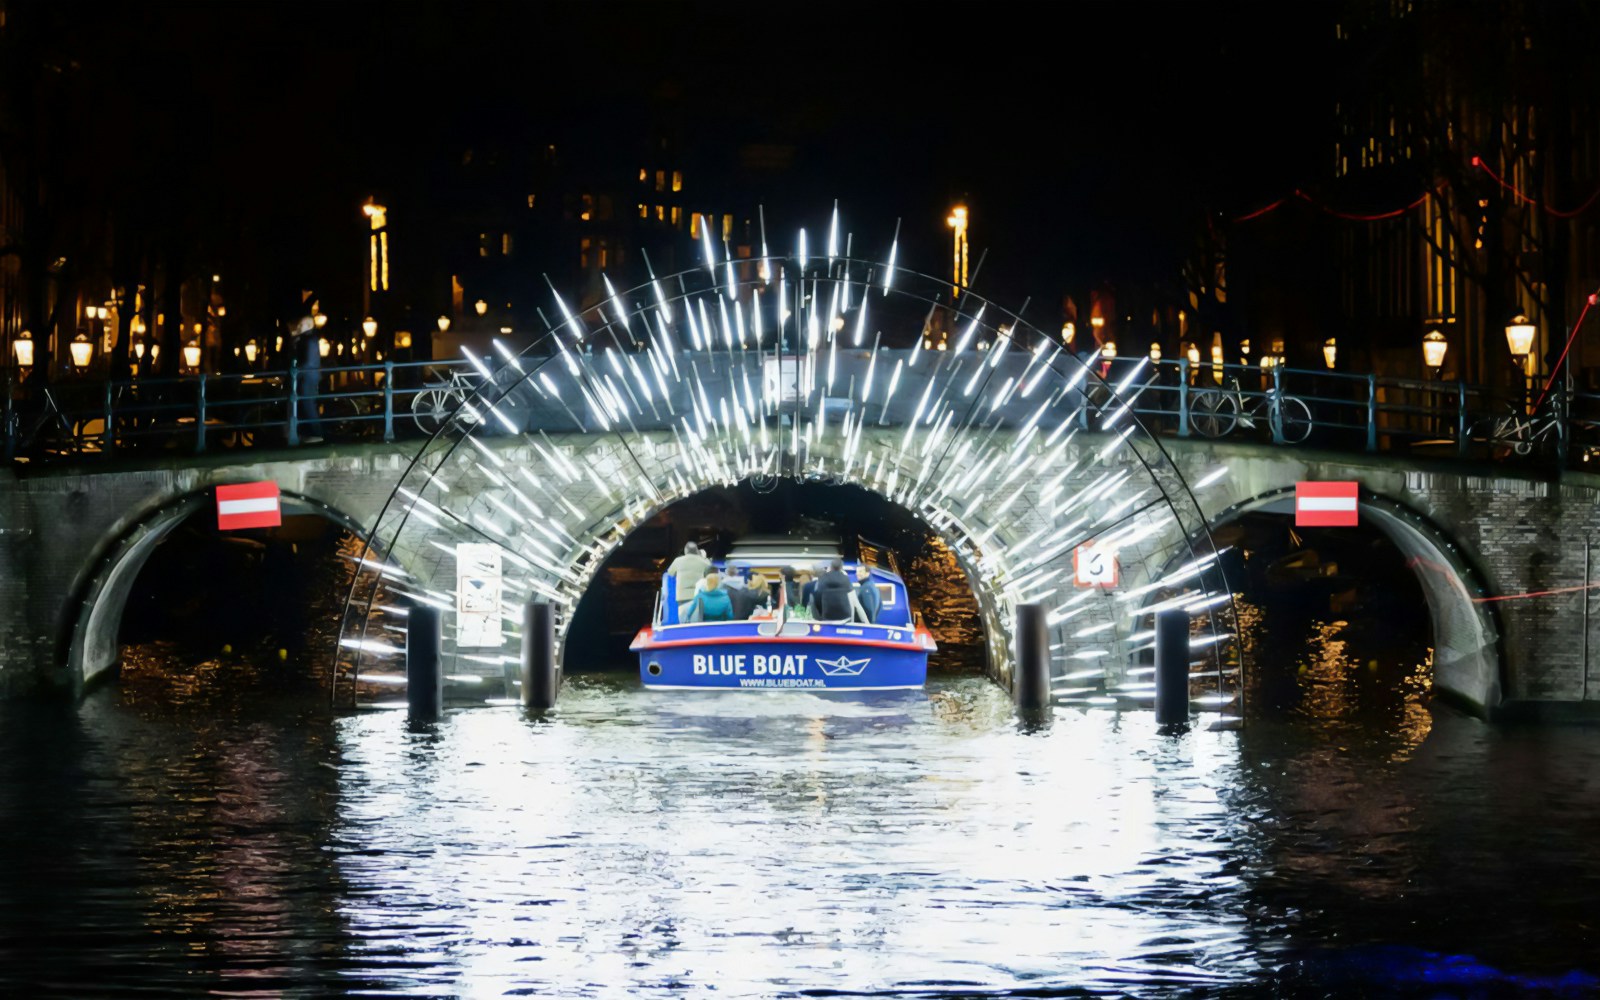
[2,429,1595,717]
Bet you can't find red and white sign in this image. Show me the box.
[1074,542,1120,588]
[216,481,282,530]
[1295,481,1359,527]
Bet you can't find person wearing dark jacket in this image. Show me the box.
[780,567,803,612]
[855,566,883,623]
[726,572,765,620]
[809,558,855,621]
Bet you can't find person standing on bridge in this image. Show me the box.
[290,302,324,444]
[666,541,711,620]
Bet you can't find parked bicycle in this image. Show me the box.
[5,386,88,458]
[410,366,482,433]
[1189,375,1314,443]
[1474,403,1563,457]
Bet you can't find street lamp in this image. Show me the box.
[244,340,258,365]
[397,331,413,349]
[1061,322,1075,347]
[1422,329,1448,376]
[69,333,94,370]
[437,315,451,334]
[312,312,328,330]
[13,330,35,368]
[318,337,331,358]
[1322,337,1337,370]
[1099,341,1116,378]
[474,299,488,317]
[1505,314,1536,410]
[1149,342,1162,362]
[182,341,201,371]
[362,317,378,338]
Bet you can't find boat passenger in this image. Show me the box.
[726,571,765,620]
[666,541,712,619]
[687,572,734,622]
[810,558,856,622]
[779,567,802,611]
[855,565,882,623]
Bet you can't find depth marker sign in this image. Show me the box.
[1295,481,1360,527]
[1074,542,1119,588]
[455,542,504,648]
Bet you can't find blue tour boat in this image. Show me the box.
[630,537,936,691]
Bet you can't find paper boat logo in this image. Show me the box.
[815,655,870,677]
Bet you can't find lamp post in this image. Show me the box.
[1422,329,1448,378]
[12,330,35,370]
[181,341,201,372]
[1505,314,1536,412]
[1099,341,1116,379]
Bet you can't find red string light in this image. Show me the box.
[1234,188,1432,223]
[1472,156,1600,218]
[1530,288,1600,413]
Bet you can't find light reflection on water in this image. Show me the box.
[0,665,1597,997]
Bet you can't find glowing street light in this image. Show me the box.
[181,341,201,371]
[312,313,328,329]
[69,333,94,369]
[397,331,413,349]
[1422,329,1448,373]
[318,337,331,358]
[437,315,451,333]
[1322,337,1337,370]
[1062,322,1075,347]
[1149,342,1162,362]
[363,317,378,338]
[12,330,34,368]
[475,299,489,317]
[1505,314,1536,361]
[945,205,968,300]
[244,340,259,364]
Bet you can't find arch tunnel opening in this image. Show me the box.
[1219,511,1436,733]
[564,479,987,674]
[103,505,369,702]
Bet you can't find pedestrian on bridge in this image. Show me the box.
[290,305,324,444]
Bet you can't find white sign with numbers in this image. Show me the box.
[455,543,504,647]
[1073,542,1119,589]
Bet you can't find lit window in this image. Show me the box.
[690,212,702,239]
[722,214,733,241]
[672,170,683,192]
[580,194,594,222]
[478,233,491,258]
[671,206,682,227]
[655,170,666,192]
[501,233,513,255]
[639,168,647,183]
[638,203,648,219]
[598,241,609,269]
[655,204,665,221]
[580,237,591,269]
[527,194,536,208]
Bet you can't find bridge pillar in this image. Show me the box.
[406,605,443,721]
[522,601,559,710]
[1013,603,1050,714]
[1154,609,1190,727]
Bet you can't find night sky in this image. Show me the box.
[40,1,1335,310]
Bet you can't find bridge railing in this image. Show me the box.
[1,357,476,463]
[1,350,1586,468]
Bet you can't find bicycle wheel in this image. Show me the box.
[1274,396,1314,444]
[321,395,365,440]
[410,388,452,435]
[1189,389,1239,438]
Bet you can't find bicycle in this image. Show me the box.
[6,386,87,458]
[410,366,482,434]
[1189,375,1314,443]
[1475,403,1562,457]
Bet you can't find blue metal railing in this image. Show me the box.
[4,352,1597,469]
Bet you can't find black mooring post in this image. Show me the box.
[406,605,443,722]
[1014,602,1051,712]
[522,601,559,710]
[1154,609,1191,727]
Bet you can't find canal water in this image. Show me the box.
[2,634,1598,998]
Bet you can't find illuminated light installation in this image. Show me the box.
[332,210,1240,718]
[946,205,968,300]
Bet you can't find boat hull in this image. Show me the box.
[630,620,932,691]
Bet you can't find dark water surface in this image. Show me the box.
[2,651,1598,998]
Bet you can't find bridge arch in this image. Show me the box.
[66,487,373,691]
[335,216,1240,713]
[1209,485,1505,714]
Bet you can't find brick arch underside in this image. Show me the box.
[1217,491,1504,714]
[66,490,374,691]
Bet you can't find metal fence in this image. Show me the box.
[5,352,1598,469]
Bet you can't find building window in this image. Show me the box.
[690,212,703,239]
[580,238,591,269]
[478,233,491,258]
[580,194,594,222]
[655,204,665,222]
[598,241,609,270]
[672,170,683,192]
[501,233,513,255]
[639,168,647,183]
[722,214,733,241]
[671,206,682,227]
[527,194,536,209]
[638,203,648,219]
[655,170,666,192]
